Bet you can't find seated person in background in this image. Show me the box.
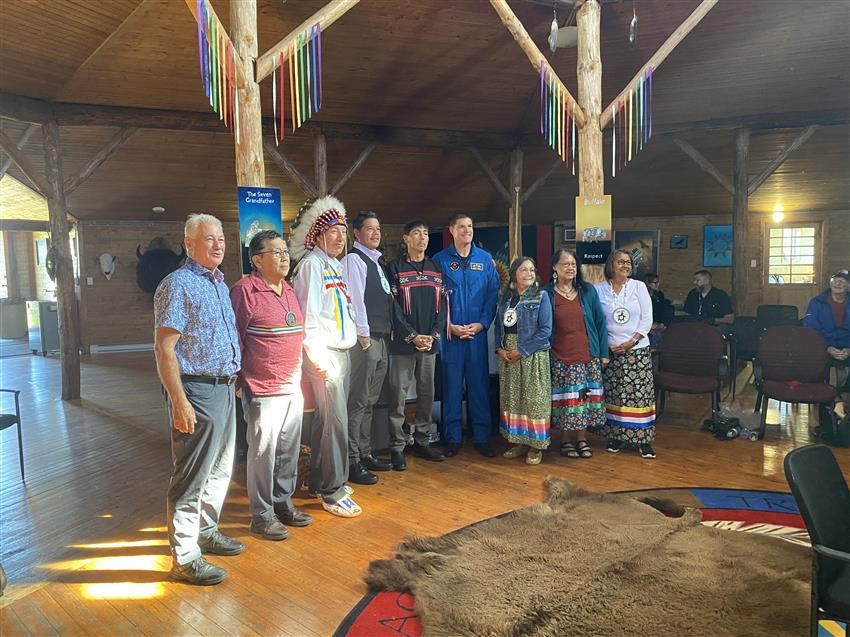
[803,270,849,390]
[683,269,734,335]
[643,273,673,347]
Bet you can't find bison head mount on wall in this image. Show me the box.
[96,253,118,280]
[136,238,187,294]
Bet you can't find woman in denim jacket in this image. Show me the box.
[495,257,553,465]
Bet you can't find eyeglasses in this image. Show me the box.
[615,260,632,266]
[256,249,290,259]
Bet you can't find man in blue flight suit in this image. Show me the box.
[434,213,501,457]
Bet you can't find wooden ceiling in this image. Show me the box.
[0,0,848,225]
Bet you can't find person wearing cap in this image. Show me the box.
[154,213,243,586]
[230,230,313,541]
[291,196,362,518]
[341,212,394,485]
[433,213,501,458]
[803,270,850,389]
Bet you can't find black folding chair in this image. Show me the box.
[784,444,850,636]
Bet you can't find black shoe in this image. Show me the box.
[198,530,245,556]
[348,462,379,485]
[607,439,625,453]
[276,506,314,527]
[361,454,392,472]
[474,442,496,458]
[411,444,444,461]
[170,557,227,585]
[390,450,407,471]
[638,443,657,459]
[442,443,461,458]
[249,516,289,541]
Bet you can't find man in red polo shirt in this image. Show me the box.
[230,230,313,540]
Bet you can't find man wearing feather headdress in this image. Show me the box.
[291,196,362,518]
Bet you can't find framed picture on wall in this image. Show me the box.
[670,234,688,249]
[703,224,733,267]
[614,230,660,281]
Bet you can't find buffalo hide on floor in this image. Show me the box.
[365,478,809,636]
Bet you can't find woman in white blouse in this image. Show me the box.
[594,250,657,459]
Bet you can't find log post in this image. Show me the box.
[42,121,81,400]
[231,1,265,186]
[577,0,604,283]
[508,147,523,262]
[314,133,328,197]
[732,127,750,315]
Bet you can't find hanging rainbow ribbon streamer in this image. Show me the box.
[539,61,576,173]
[611,65,653,176]
[195,0,239,141]
[268,23,323,144]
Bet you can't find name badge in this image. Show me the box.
[379,273,391,294]
[503,308,518,327]
[471,262,483,271]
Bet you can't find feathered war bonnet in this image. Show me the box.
[288,195,348,262]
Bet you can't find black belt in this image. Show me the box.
[181,374,238,386]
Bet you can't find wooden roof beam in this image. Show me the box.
[672,137,733,195]
[330,142,377,196]
[0,123,37,181]
[468,147,512,205]
[747,125,819,197]
[488,0,586,128]
[263,138,318,198]
[600,0,718,129]
[0,128,53,198]
[64,128,137,195]
[256,0,360,83]
[521,157,562,204]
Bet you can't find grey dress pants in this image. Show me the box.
[388,351,437,451]
[303,349,350,503]
[167,380,236,565]
[347,336,389,464]
[241,386,304,522]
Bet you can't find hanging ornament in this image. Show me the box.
[268,23,324,143]
[538,62,577,173]
[629,2,638,47]
[548,8,559,53]
[193,0,239,144]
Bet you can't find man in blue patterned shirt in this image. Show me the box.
[154,213,242,586]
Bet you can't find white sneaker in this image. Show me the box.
[322,496,363,518]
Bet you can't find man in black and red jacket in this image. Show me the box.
[385,221,448,468]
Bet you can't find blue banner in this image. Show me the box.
[238,186,282,275]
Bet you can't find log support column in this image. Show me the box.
[42,121,81,400]
[508,147,523,262]
[577,0,604,283]
[732,127,750,314]
[314,133,328,197]
[231,1,265,186]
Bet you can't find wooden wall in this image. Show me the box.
[77,221,242,351]
[77,221,407,350]
[588,210,849,315]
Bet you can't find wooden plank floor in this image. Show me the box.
[1,352,848,636]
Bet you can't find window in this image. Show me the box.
[767,225,817,285]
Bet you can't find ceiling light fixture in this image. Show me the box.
[152,206,166,214]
